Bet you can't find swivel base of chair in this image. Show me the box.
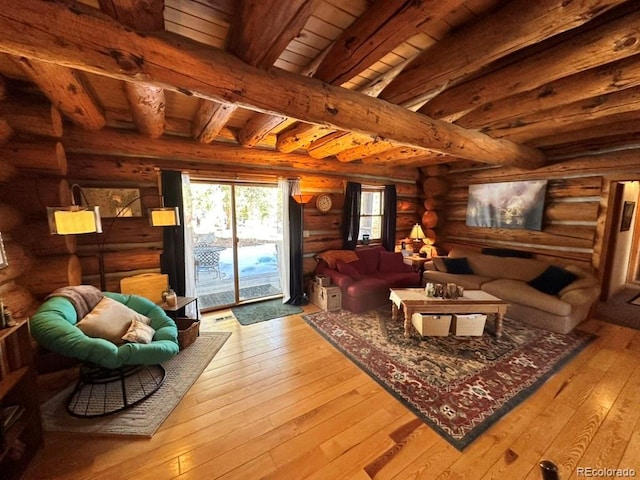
[66,364,166,418]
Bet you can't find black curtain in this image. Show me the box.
[342,182,361,250]
[286,196,307,305]
[160,171,186,296]
[382,184,397,251]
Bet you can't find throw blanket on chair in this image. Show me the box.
[46,285,104,321]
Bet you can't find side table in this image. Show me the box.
[160,296,199,320]
[403,254,427,273]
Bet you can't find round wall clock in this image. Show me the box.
[315,194,332,213]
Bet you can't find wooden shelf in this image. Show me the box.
[0,320,43,480]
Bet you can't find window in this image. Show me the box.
[359,187,384,241]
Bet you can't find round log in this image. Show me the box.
[1,140,67,176]
[0,177,70,222]
[424,228,437,244]
[423,197,445,211]
[0,98,63,138]
[422,210,439,228]
[15,221,77,256]
[0,203,22,232]
[19,254,82,299]
[0,118,13,145]
[0,240,33,284]
[422,176,450,197]
[421,164,450,177]
[0,158,18,183]
[0,282,37,320]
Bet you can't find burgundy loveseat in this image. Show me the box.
[314,246,421,313]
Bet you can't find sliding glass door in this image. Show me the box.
[190,181,283,311]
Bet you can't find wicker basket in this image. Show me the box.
[175,317,200,350]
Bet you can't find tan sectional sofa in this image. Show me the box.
[422,248,601,334]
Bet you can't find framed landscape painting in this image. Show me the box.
[466,180,547,231]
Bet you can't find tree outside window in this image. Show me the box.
[359,188,384,241]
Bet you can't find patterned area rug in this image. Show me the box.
[302,308,595,450]
[40,332,231,437]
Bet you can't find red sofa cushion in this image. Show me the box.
[336,259,362,280]
[378,251,411,273]
[354,246,383,274]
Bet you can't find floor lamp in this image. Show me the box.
[292,190,312,305]
[48,184,180,291]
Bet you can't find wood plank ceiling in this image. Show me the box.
[0,0,639,173]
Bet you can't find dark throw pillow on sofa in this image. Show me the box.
[527,265,578,295]
[442,257,474,274]
[336,260,362,280]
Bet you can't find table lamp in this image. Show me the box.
[409,223,426,253]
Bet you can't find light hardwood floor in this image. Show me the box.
[25,305,640,480]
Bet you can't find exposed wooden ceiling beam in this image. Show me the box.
[482,86,640,143]
[380,0,627,109]
[100,0,166,138]
[313,0,466,86]
[11,57,106,130]
[62,126,415,179]
[226,0,322,69]
[204,0,321,146]
[0,0,545,169]
[419,6,640,121]
[97,0,165,31]
[191,99,237,143]
[456,56,640,129]
[235,36,334,148]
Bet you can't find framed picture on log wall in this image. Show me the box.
[81,187,143,218]
[0,232,8,269]
[466,180,547,231]
[620,201,635,232]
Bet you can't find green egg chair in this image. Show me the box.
[30,291,179,418]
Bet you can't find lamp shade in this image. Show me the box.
[47,206,102,234]
[149,207,180,226]
[409,223,426,241]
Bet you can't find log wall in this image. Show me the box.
[430,151,640,275]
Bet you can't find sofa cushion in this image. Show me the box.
[345,277,389,298]
[354,247,383,275]
[336,259,362,280]
[449,248,547,281]
[76,296,152,345]
[482,279,572,317]
[378,251,410,273]
[316,250,358,269]
[373,271,421,287]
[528,265,578,295]
[122,318,156,344]
[423,270,492,290]
[558,265,599,296]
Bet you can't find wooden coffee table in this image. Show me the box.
[389,288,509,338]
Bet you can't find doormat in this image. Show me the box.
[40,332,231,437]
[302,308,595,450]
[199,284,281,309]
[231,298,302,325]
